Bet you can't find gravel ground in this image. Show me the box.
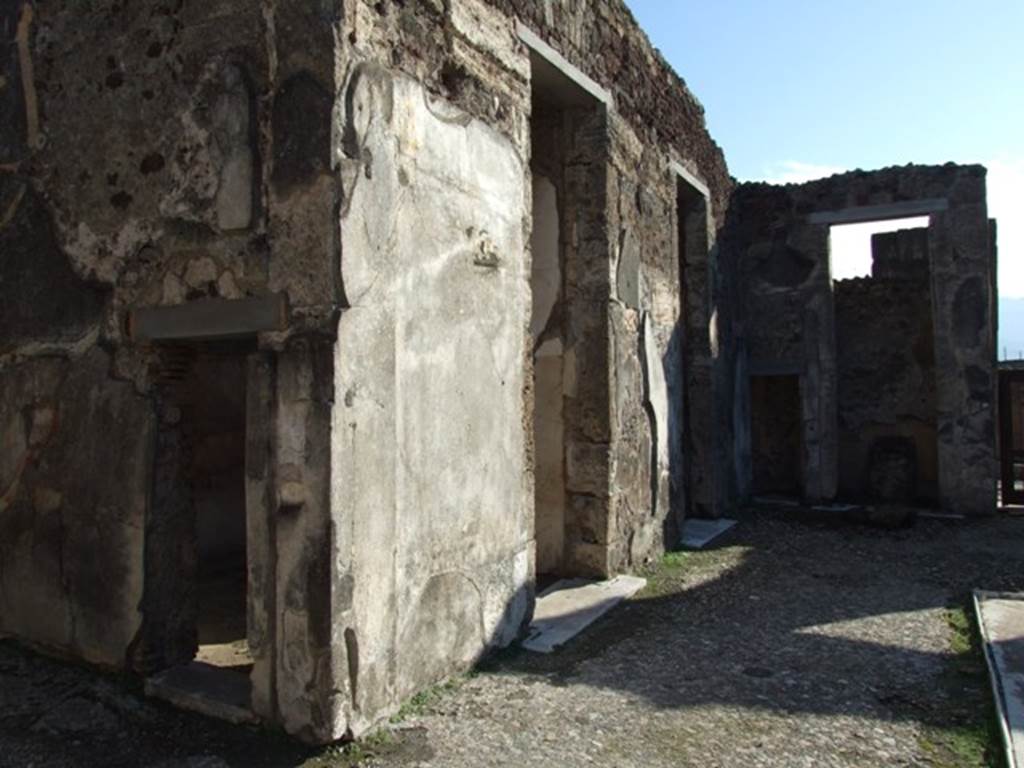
[2,507,1019,767]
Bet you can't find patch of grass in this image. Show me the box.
[303,729,396,767]
[947,606,975,656]
[919,724,994,768]
[390,675,466,722]
[661,551,691,569]
[302,676,472,767]
[918,604,1006,768]
[637,549,695,597]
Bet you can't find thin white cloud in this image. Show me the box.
[756,161,846,185]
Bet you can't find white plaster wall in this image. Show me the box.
[642,313,671,493]
[332,67,531,736]
[530,174,565,574]
[534,339,565,574]
[530,176,560,340]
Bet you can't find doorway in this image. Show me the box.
[185,344,252,672]
[750,374,802,496]
[141,338,256,719]
[675,174,710,519]
[999,370,1024,506]
[526,38,610,579]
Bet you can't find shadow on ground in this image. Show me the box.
[0,640,320,768]
[1,506,1020,767]
[481,507,1021,729]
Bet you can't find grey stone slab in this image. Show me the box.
[129,294,287,341]
[523,576,646,654]
[811,503,862,514]
[145,662,258,725]
[616,228,641,309]
[752,495,802,507]
[668,161,710,200]
[808,198,948,225]
[516,22,612,107]
[974,590,1024,768]
[681,518,737,549]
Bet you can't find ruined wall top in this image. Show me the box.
[491,0,731,210]
[734,163,988,210]
[342,0,732,217]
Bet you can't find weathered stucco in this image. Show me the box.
[1,0,343,742]
[0,349,151,667]
[330,63,532,736]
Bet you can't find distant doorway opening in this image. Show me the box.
[675,172,711,519]
[750,374,802,497]
[829,217,929,281]
[999,370,1024,507]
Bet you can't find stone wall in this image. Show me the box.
[328,0,731,737]
[485,0,732,219]
[330,9,524,740]
[2,0,732,743]
[607,131,678,563]
[331,62,532,736]
[723,165,997,514]
[0,0,341,740]
[721,183,836,501]
[0,350,151,667]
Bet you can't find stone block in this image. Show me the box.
[563,540,612,579]
[566,493,611,545]
[566,441,610,496]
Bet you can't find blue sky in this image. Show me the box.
[624,0,1024,293]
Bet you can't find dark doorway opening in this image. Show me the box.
[675,175,709,520]
[142,338,256,721]
[750,374,802,496]
[186,344,251,672]
[999,369,1024,507]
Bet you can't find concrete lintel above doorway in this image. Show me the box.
[128,294,288,342]
[669,161,711,200]
[516,21,613,108]
[808,198,948,226]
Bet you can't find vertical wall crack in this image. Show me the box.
[15,3,41,151]
[344,627,359,712]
